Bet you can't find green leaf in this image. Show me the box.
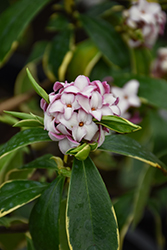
[21,154,58,170]
[99,135,167,172]
[43,28,73,81]
[132,166,155,227]
[26,68,49,103]
[0,114,18,126]
[131,47,152,75]
[29,175,65,250]
[149,110,167,157]
[6,168,35,181]
[66,39,100,81]
[86,1,120,17]
[0,0,52,66]
[95,115,141,133]
[112,74,167,109]
[0,180,48,217]
[26,236,36,250]
[13,119,43,128]
[0,216,28,228]
[66,157,119,250]
[4,111,34,120]
[0,128,51,160]
[47,13,69,31]
[26,40,48,64]
[0,148,26,184]
[114,192,134,246]
[59,199,70,250]
[80,14,130,68]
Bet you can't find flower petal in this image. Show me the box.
[74,75,89,90]
[72,126,87,142]
[84,122,98,141]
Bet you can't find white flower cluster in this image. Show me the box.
[123,0,166,48]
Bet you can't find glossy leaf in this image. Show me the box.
[149,110,167,157]
[95,115,141,133]
[0,114,18,126]
[99,135,167,172]
[59,199,70,250]
[66,157,119,250]
[0,148,26,184]
[21,154,58,170]
[26,68,49,103]
[132,166,156,227]
[86,1,119,17]
[112,74,167,109]
[6,168,35,181]
[26,236,36,250]
[80,14,130,68]
[0,180,48,217]
[132,47,152,75]
[29,175,65,250]
[0,128,51,160]
[13,119,43,128]
[26,40,48,64]
[4,111,34,120]
[43,28,73,81]
[66,39,100,81]
[4,111,44,125]
[0,0,52,66]
[47,13,69,31]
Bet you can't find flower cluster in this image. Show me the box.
[123,0,166,48]
[41,75,120,154]
[151,47,167,78]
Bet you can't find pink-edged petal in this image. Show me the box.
[59,112,78,131]
[59,137,80,154]
[56,123,71,136]
[49,131,66,141]
[74,75,89,90]
[90,91,102,109]
[97,125,106,147]
[77,95,90,113]
[64,107,74,120]
[101,105,113,116]
[91,109,102,121]
[81,85,96,97]
[110,105,121,116]
[53,81,64,92]
[61,93,75,104]
[72,126,87,142]
[49,100,64,113]
[44,113,56,133]
[63,85,79,94]
[84,122,99,141]
[40,98,48,112]
[92,80,105,95]
[103,93,117,105]
[78,109,92,124]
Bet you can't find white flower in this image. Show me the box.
[112,80,141,115]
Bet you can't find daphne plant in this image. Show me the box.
[0,69,167,250]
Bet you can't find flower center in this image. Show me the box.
[79,122,84,127]
[91,107,96,111]
[67,104,72,108]
[124,95,128,99]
